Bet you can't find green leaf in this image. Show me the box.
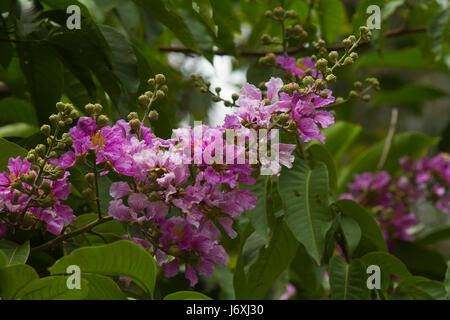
[357,47,447,71]
[0,250,8,268]
[49,240,156,297]
[39,0,91,17]
[307,143,338,192]
[235,220,298,299]
[133,0,197,51]
[322,121,362,163]
[392,240,447,281]
[333,199,388,254]
[71,213,125,246]
[16,276,89,300]
[0,97,38,125]
[340,216,361,255]
[329,255,370,300]
[98,24,140,117]
[279,158,332,264]
[0,240,30,265]
[16,42,64,125]
[164,291,212,300]
[417,226,450,245]
[0,137,28,171]
[0,123,38,138]
[317,0,346,43]
[83,274,126,300]
[445,262,450,299]
[428,7,450,61]
[192,0,217,37]
[0,264,39,299]
[209,0,239,56]
[339,132,438,190]
[0,31,13,69]
[396,276,447,300]
[373,85,447,106]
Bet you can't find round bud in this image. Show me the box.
[145,91,153,98]
[349,90,359,98]
[215,87,221,94]
[348,35,357,44]
[354,81,362,89]
[315,58,328,72]
[97,115,109,127]
[362,94,371,102]
[64,118,73,125]
[70,110,80,119]
[127,112,138,120]
[343,57,354,66]
[315,79,327,90]
[302,76,314,87]
[232,93,239,101]
[40,181,52,194]
[36,144,46,157]
[320,91,329,99]
[224,101,232,107]
[48,151,58,159]
[85,103,95,115]
[82,188,95,200]
[49,114,59,126]
[342,38,351,48]
[285,10,298,19]
[94,104,103,114]
[85,173,95,186]
[326,74,336,84]
[328,51,339,61]
[138,94,149,106]
[26,153,36,163]
[155,74,166,85]
[58,120,65,128]
[155,90,165,100]
[147,78,156,88]
[160,85,169,93]
[335,97,345,104]
[22,211,36,228]
[129,119,141,131]
[264,10,273,18]
[350,52,358,60]
[56,102,65,112]
[273,7,285,18]
[261,34,271,44]
[40,124,51,136]
[148,110,159,121]
[212,96,221,102]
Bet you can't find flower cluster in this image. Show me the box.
[340,153,450,248]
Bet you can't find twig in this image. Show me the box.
[31,216,113,252]
[157,27,426,57]
[377,107,398,172]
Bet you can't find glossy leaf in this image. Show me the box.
[0,240,30,265]
[164,291,212,300]
[0,264,39,299]
[329,255,370,300]
[16,276,89,300]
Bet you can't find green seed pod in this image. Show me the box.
[40,124,51,136]
[155,74,166,85]
[148,110,159,121]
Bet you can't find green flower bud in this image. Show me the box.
[26,153,36,163]
[285,10,298,19]
[349,90,359,98]
[40,124,51,136]
[348,35,357,44]
[139,94,149,106]
[128,112,138,120]
[49,114,59,126]
[273,7,285,18]
[335,97,345,104]
[155,74,166,85]
[85,103,95,115]
[147,78,156,88]
[215,87,221,94]
[315,58,328,72]
[160,85,169,93]
[342,38,351,48]
[350,52,358,60]
[302,76,314,87]
[85,173,95,186]
[94,104,103,114]
[232,93,239,101]
[22,172,36,185]
[212,96,221,102]
[36,144,46,157]
[64,118,73,125]
[328,51,339,62]
[261,34,271,44]
[40,181,52,194]
[362,94,371,102]
[149,191,160,202]
[320,91,329,99]
[148,110,159,121]
[48,151,58,159]
[97,115,109,127]
[129,119,141,131]
[315,79,327,90]
[155,90,165,100]
[58,120,65,128]
[82,188,95,200]
[22,211,36,228]
[326,74,336,84]
[224,101,232,107]
[264,10,273,18]
[56,102,65,112]
[70,110,80,119]
[354,81,362,89]
[343,57,354,66]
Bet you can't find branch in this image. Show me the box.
[31,216,113,252]
[157,27,427,57]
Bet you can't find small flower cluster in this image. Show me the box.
[340,153,450,248]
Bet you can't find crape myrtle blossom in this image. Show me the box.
[276,55,317,77]
[0,157,75,236]
[340,153,450,249]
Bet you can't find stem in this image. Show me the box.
[31,216,113,252]
[93,159,102,219]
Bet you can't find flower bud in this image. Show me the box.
[85,173,95,186]
[354,81,362,89]
[22,172,36,185]
[128,112,138,120]
[40,124,51,136]
[320,91,329,99]
[349,90,359,98]
[212,96,221,102]
[315,58,328,72]
[302,76,314,87]
[148,110,159,121]
[94,104,103,114]
[40,180,52,194]
[232,93,239,101]
[335,97,345,104]
[149,191,160,202]
[56,102,65,112]
[155,90,165,100]
[315,79,327,90]
[160,85,169,93]
[97,115,109,127]
[155,74,166,85]
[22,211,36,228]
[285,10,298,19]
[82,188,95,200]
[264,10,273,18]
[350,52,358,60]
[85,103,95,115]
[147,78,155,88]
[26,153,36,163]
[64,118,73,125]
[49,114,59,126]
[328,51,339,62]
[348,35,357,44]
[58,120,65,128]
[273,7,285,18]
[362,94,371,102]
[70,110,80,119]
[342,38,351,48]
[129,119,141,131]
[326,74,336,84]
[36,144,46,157]
[215,87,221,94]
[343,57,354,66]
[261,34,271,44]
[138,94,149,107]
[48,151,58,159]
